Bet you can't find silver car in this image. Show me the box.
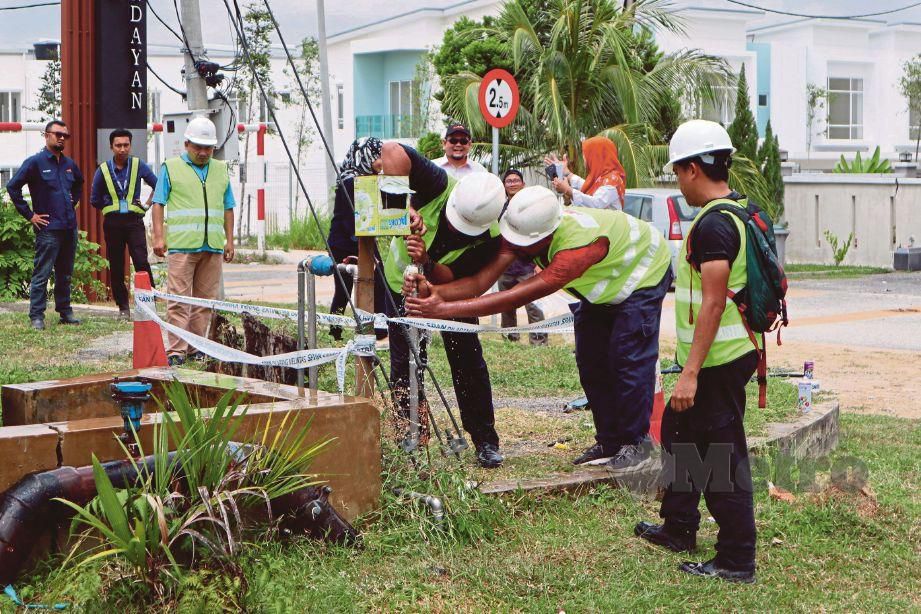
[623,188,699,276]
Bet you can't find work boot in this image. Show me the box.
[118,307,131,321]
[504,333,520,343]
[475,443,503,468]
[634,521,696,553]
[572,443,619,466]
[59,313,81,325]
[167,353,185,367]
[30,318,45,331]
[678,559,755,584]
[188,351,207,362]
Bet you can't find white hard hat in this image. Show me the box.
[499,186,562,246]
[445,173,506,236]
[665,119,735,172]
[184,116,218,147]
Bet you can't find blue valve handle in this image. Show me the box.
[308,254,335,276]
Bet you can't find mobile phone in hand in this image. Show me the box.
[545,163,558,180]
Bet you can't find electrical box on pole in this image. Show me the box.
[162,98,240,162]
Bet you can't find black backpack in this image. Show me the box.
[687,198,789,407]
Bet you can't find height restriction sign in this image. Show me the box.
[478,68,520,129]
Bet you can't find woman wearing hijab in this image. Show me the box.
[327,137,385,340]
[546,136,626,210]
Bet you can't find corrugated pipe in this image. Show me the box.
[0,452,358,585]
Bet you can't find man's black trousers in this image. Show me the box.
[385,289,498,447]
[659,350,759,572]
[103,213,154,309]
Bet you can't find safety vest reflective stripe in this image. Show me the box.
[164,157,229,251]
[541,207,671,305]
[675,198,760,368]
[100,158,145,215]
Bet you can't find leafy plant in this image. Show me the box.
[824,230,854,265]
[0,191,107,301]
[55,381,329,603]
[265,211,331,251]
[417,132,444,160]
[806,83,829,158]
[897,54,921,161]
[833,147,892,174]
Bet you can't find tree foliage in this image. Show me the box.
[284,37,321,210]
[898,54,921,160]
[29,58,61,122]
[727,65,758,161]
[757,120,784,222]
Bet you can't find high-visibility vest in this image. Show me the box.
[675,198,761,368]
[163,157,229,251]
[533,207,671,305]
[99,157,145,216]
[383,178,499,293]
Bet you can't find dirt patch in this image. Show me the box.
[769,340,921,420]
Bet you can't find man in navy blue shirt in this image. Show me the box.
[7,119,85,330]
[90,128,158,320]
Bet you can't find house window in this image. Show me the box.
[0,167,17,189]
[0,92,21,122]
[910,97,920,142]
[827,77,863,140]
[337,84,344,129]
[699,84,735,126]
[389,80,415,138]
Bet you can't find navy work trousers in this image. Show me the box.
[103,213,154,310]
[29,228,78,321]
[659,350,759,572]
[572,269,671,450]
[385,289,498,447]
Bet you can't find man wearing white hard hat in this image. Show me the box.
[635,119,759,584]
[380,147,507,468]
[151,116,235,366]
[405,185,672,472]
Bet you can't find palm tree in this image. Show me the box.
[440,0,774,213]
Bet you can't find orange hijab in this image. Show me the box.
[580,136,626,200]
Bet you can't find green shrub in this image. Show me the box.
[265,211,331,251]
[416,132,444,160]
[823,230,854,265]
[833,146,892,173]
[0,191,107,301]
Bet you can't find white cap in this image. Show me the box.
[445,173,506,236]
[499,186,562,246]
[183,116,218,147]
[664,119,735,172]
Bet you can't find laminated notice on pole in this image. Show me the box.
[354,175,411,236]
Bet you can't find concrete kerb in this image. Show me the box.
[479,400,840,498]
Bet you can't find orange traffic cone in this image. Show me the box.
[132,271,167,368]
[649,371,666,444]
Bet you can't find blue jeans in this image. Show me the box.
[29,228,78,320]
[572,269,672,449]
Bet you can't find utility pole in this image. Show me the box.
[317,0,337,189]
[180,0,209,112]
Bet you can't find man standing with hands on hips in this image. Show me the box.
[151,117,235,367]
[7,119,84,330]
[90,128,158,320]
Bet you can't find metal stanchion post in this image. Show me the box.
[307,267,318,389]
[297,258,308,394]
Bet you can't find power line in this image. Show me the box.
[0,1,59,10]
[724,0,921,19]
[146,0,184,44]
[147,61,186,97]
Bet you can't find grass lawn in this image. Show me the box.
[784,264,891,279]
[1,309,916,611]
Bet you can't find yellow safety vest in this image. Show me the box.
[100,157,145,216]
[163,157,229,251]
[533,207,671,304]
[675,198,761,368]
